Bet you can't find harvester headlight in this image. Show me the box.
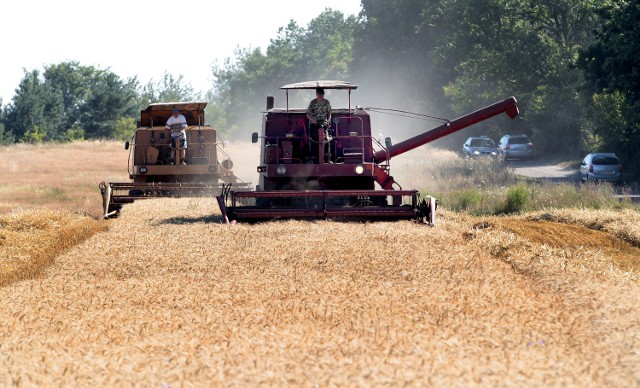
[473,150,480,156]
[257,166,267,173]
[139,166,148,174]
[277,165,287,175]
[208,165,218,173]
[355,165,364,175]
[221,159,233,170]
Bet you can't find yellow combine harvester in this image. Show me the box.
[100,101,251,218]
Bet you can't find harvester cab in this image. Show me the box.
[100,101,251,218]
[216,80,519,224]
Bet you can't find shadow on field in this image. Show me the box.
[506,157,576,170]
[157,214,226,225]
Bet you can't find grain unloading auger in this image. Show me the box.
[100,101,251,218]
[216,81,518,224]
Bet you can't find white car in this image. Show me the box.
[498,134,534,160]
[462,136,500,158]
[579,153,622,183]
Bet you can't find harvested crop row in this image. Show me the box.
[0,208,108,287]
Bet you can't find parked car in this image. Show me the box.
[462,136,500,158]
[579,153,622,183]
[498,134,534,160]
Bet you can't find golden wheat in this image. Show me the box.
[0,207,107,287]
[0,199,639,386]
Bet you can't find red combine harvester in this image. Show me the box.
[216,81,518,224]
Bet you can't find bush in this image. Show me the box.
[21,125,47,144]
[503,185,530,214]
[447,189,483,212]
[113,117,137,141]
[63,127,85,142]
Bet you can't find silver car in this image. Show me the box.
[579,153,622,183]
[499,134,535,160]
[462,136,500,158]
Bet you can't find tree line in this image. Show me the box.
[0,1,637,174]
[0,63,199,144]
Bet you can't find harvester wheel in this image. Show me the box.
[105,204,122,219]
[416,196,437,226]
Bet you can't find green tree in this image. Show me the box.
[353,0,453,114]
[0,122,14,145]
[0,100,14,144]
[437,0,600,152]
[78,70,139,139]
[43,62,96,134]
[138,72,200,109]
[354,0,602,153]
[2,62,139,142]
[581,91,640,175]
[578,1,640,101]
[112,117,137,141]
[209,47,272,138]
[299,10,357,80]
[208,9,357,139]
[3,69,63,142]
[577,1,640,174]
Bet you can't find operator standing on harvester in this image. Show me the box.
[100,101,252,219]
[306,87,332,163]
[166,106,188,165]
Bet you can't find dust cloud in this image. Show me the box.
[223,140,260,186]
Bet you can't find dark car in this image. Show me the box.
[462,136,500,158]
[498,134,534,160]
[579,153,622,183]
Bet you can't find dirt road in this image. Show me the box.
[509,158,640,201]
[507,158,580,182]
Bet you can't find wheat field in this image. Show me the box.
[1,196,639,386]
[1,141,639,385]
[0,141,129,216]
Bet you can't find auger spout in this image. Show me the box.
[373,97,519,163]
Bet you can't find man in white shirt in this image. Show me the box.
[166,106,188,164]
